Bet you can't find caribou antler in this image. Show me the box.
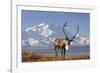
[71,25,79,40]
[63,22,69,40]
[63,22,79,41]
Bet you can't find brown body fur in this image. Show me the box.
[54,38,68,48]
[53,38,69,59]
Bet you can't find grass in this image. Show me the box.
[22,51,90,62]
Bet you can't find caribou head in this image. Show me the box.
[53,22,79,59]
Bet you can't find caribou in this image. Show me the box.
[53,22,79,59]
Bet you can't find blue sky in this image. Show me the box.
[22,10,90,37]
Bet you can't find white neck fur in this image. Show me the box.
[65,45,69,50]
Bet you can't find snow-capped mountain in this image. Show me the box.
[24,23,54,38]
[71,33,90,46]
[22,23,90,48]
[22,23,55,47]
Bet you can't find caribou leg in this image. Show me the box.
[61,48,63,59]
[55,46,58,56]
[63,47,66,59]
[61,48,66,59]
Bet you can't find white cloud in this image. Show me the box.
[40,39,50,45]
[39,24,53,38]
[76,33,79,37]
[79,35,90,45]
[38,23,45,27]
[22,40,27,46]
[79,36,86,45]
[25,25,37,32]
[32,26,37,31]
[28,38,39,47]
[49,38,56,43]
[86,39,90,44]
[25,27,33,32]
